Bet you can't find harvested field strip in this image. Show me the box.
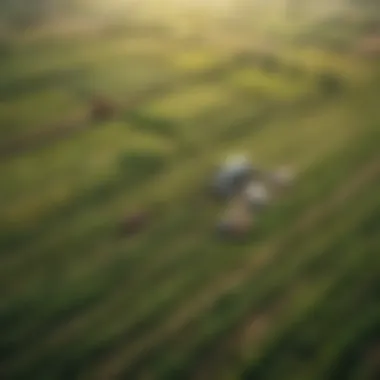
[193,186,380,380]
[0,148,372,374]
[0,90,371,292]
[1,27,379,380]
[0,36,172,88]
[77,154,379,380]
[0,51,270,160]
[1,99,376,325]
[0,123,174,227]
[240,238,379,380]
[1,100,378,380]
[0,93,322,262]
[104,158,379,379]
[0,37,357,160]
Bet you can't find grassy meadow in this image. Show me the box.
[0,16,379,380]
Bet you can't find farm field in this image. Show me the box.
[0,13,380,380]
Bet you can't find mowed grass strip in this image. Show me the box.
[2,120,376,371]
[0,87,85,140]
[0,86,375,319]
[154,195,380,380]
[0,44,243,158]
[1,33,361,161]
[234,186,380,380]
[170,48,230,73]
[184,171,379,380]
[0,35,173,90]
[0,121,174,226]
[0,39,218,147]
[84,149,379,380]
[0,87,368,294]
[0,88,295,260]
[75,121,380,372]
[4,137,378,380]
[2,34,348,158]
[0,61,378,380]
[1,93,378,378]
[240,226,379,380]
[143,83,235,121]
[225,67,315,101]
[282,46,369,82]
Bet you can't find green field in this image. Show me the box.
[0,22,379,380]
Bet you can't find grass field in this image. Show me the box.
[0,27,379,380]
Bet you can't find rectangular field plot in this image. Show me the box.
[170,48,228,73]
[0,121,175,226]
[1,18,380,380]
[0,55,175,141]
[282,47,368,81]
[143,83,234,121]
[0,88,85,140]
[226,68,314,100]
[85,57,177,97]
[233,96,371,170]
[1,35,172,85]
[1,84,379,380]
